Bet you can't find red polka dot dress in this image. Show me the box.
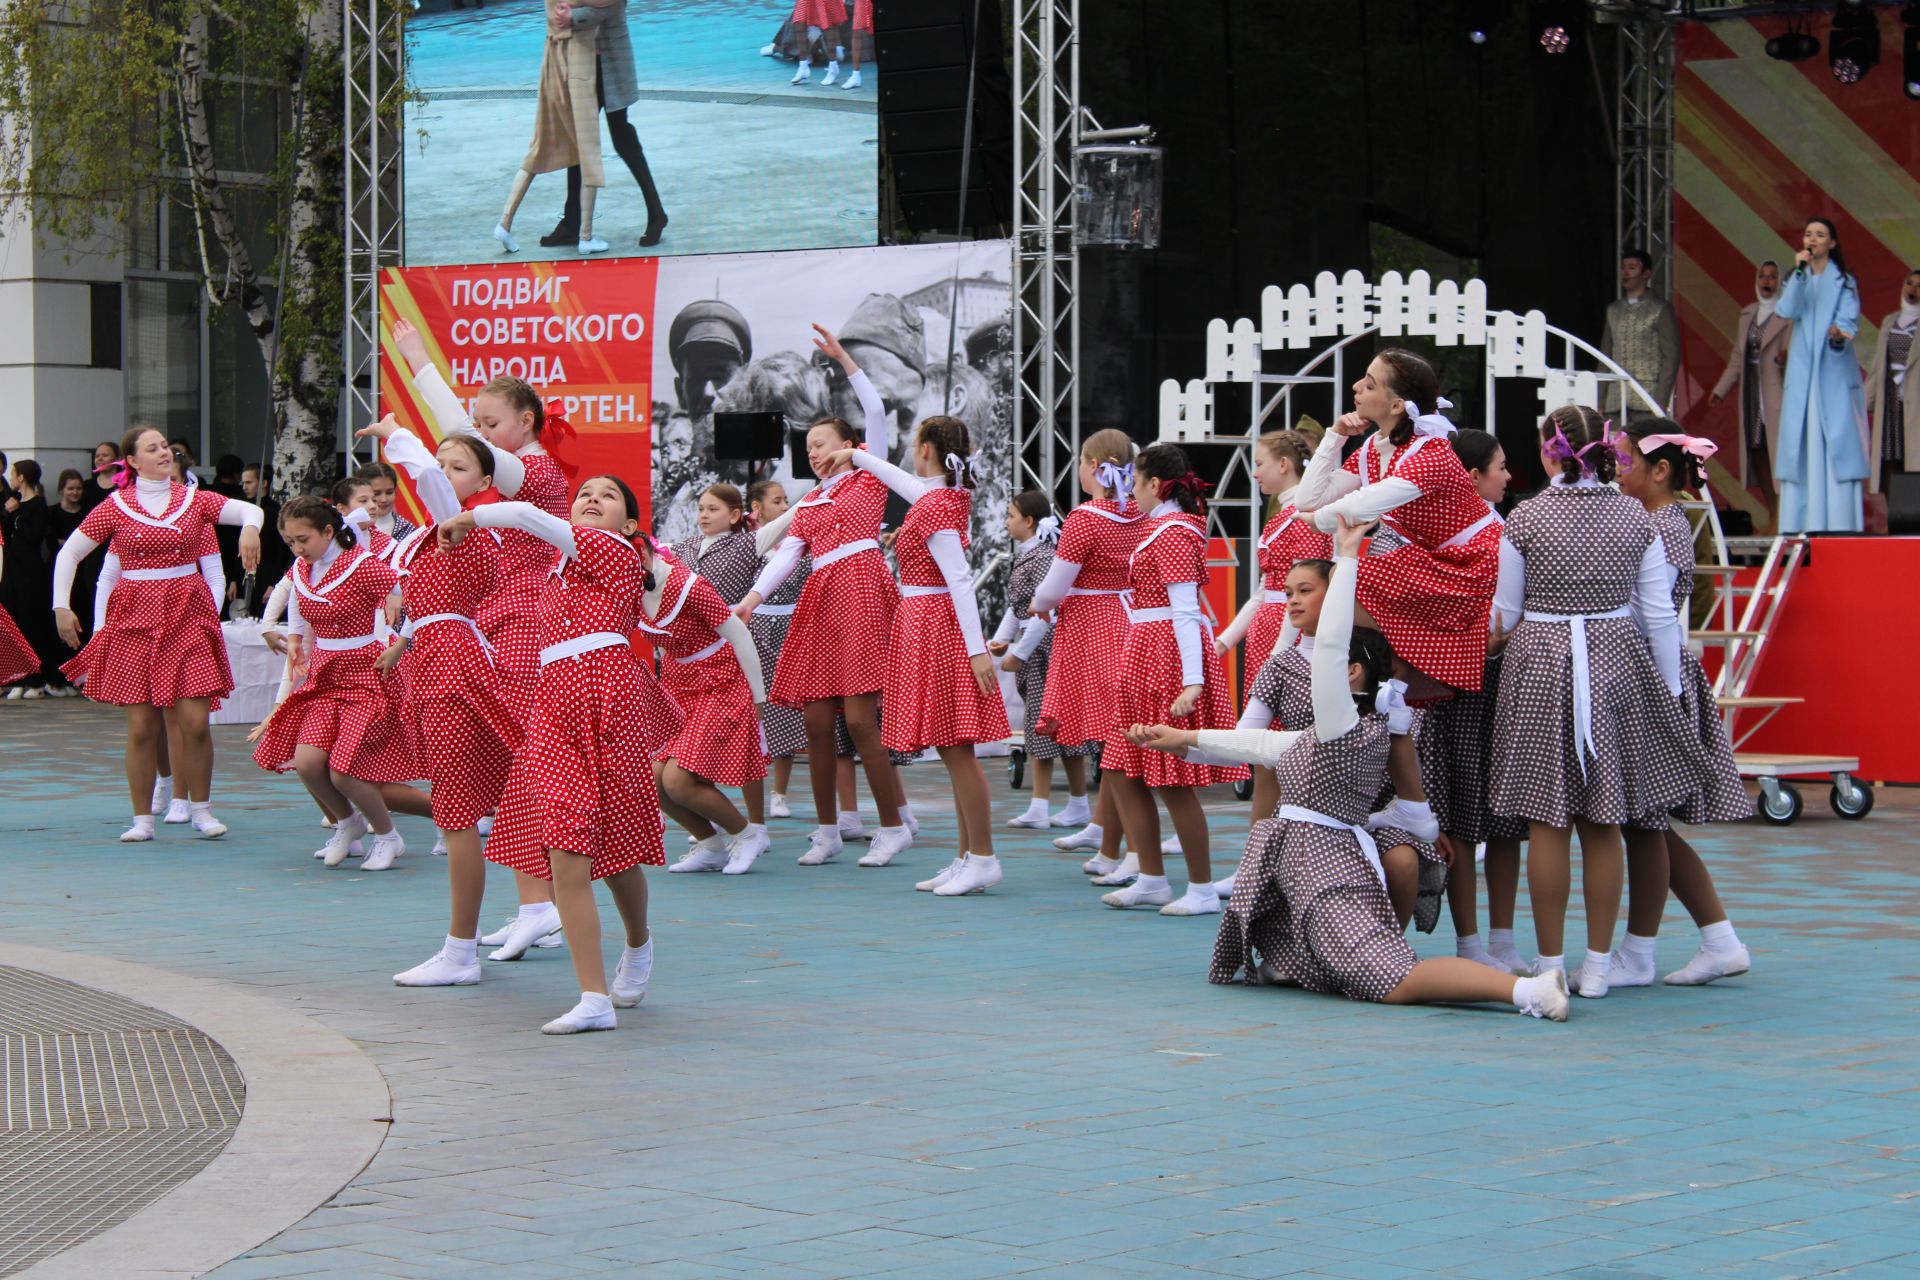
[1332,437,1502,690]
[880,483,1009,751]
[791,0,848,28]
[60,484,236,707]
[0,527,36,688]
[1245,500,1332,676]
[392,521,522,831]
[1035,499,1146,748]
[475,452,570,727]
[252,545,423,782]
[1099,508,1248,789]
[637,561,767,786]
[760,466,899,706]
[483,519,666,881]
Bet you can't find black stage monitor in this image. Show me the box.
[713,411,786,462]
[788,427,816,481]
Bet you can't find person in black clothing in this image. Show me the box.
[237,462,288,616]
[2,459,72,695]
[209,454,249,619]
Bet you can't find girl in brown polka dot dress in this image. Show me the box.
[1127,517,1569,1020]
[736,325,910,869]
[1097,444,1249,917]
[1487,405,1707,1000]
[745,481,811,817]
[1599,419,1754,990]
[438,476,674,1035]
[1029,429,1147,878]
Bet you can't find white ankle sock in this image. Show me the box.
[578,991,613,1015]
[1456,933,1488,959]
[1620,932,1657,963]
[1535,953,1565,972]
[446,935,477,965]
[1510,975,1543,1011]
[1488,927,1516,950]
[1134,873,1170,894]
[1017,798,1048,821]
[1081,823,1104,838]
[691,833,726,852]
[1700,919,1742,952]
[154,775,173,797]
[127,815,156,836]
[521,902,557,922]
[1583,949,1612,979]
[190,801,212,817]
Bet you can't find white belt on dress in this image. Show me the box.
[753,602,796,617]
[1522,605,1632,781]
[122,565,198,582]
[674,637,728,665]
[314,632,380,651]
[1435,509,1502,553]
[1129,607,1175,623]
[1064,585,1125,596]
[1277,804,1385,889]
[1261,588,1288,604]
[539,631,630,666]
[410,612,493,659]
[899,583,950,597]
[811,539,880,570]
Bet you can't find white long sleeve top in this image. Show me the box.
[411,364,531,497]
[845,448,987,655]
[52,476,263,611]
[1295,429,1425,533]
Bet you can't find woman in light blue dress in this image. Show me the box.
[1774,217,1868,533]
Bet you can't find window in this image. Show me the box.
[90,283,122,370]
[125,278,202,442]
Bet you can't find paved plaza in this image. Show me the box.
[3,699,1917,1279]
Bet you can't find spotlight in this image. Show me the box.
[1535,1,1582,54]
[1905,2,1920,100]
[1541,25,1571,53]
[1830,0,1880,84]
[1466,0,1500,45]
[1765,23,1822,63]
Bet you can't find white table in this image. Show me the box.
[212,620,287,726]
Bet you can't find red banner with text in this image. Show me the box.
[376,260,659,526]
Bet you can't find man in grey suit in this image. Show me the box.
[540,0,670,250]
[1710,259,1792,492]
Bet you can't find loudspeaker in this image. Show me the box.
[713,412,786,462]
[1887,471,1920,534]
[875,0,1014,238]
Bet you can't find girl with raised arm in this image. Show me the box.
[643,533,772,876]
[1293,349,1500,692]
[250,497,430,871]
[355,418,526,984]
[1030,429,1146,878]
[1127,516,1569,1021]
[1096,444,1248,917]
[1487,405,1705,998]
[732,324,911,869]
[823,414,1009,893]
[1605,419,1754,989]
[53,426,263,842]
[437,476,672,1034]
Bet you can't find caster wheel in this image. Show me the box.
[1830,780,1873,820]
[1008,752,1025,789]
[1233,777,1254,802]
[1758,781,1802,825]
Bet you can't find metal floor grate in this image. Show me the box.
[0,966,245,1275]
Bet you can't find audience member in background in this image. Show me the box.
[209,455,249,618]
[356,460,417,543]
[169,437,200,481]
[1867,266,1920,498]
[239,463,289,614]
[2,460,72,697]
[1710,260,1791,494]
[1600,248,1681,420]
[84,440,121,510]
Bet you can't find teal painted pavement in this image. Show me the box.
[4,701,1916,1279]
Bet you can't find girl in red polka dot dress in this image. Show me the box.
[644,541,771,876]
[52,426,264,842]
[1029,428,1147,878]
[1294,349,1501,692]
[1098,444,1249,917]
[1212,429,1330,675]
[825,415,1011,894]
[355,417,527,987]
[438,476,669,1035]
[250,497,431,871]
[395,318,567,953]
[735,325,910,869]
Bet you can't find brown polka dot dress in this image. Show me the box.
[1005,537,1093,762]
[1099,513,1248,789]
[1037,500,1145,748]
[1245,641,1315,729]
[880,486,1010,750]
[1341,439,1501,690]
[1210,711,1419,1001]
[1420,657,1530,845]
[747,547,810,759]
[1488,486,1708,827]
[62,484,236,707]
[486,525,667,881]
[1632,502,1753,830]
[669,528,760,606]
[252,547,424,783]
[637,562,768,786]
[1245,506,1332,676]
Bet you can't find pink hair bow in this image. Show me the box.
[1641,432,1719,461]
[93,460,135,490]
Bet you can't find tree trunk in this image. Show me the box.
[270,0,348,501]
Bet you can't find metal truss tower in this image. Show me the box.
[1010,0,1081,507]
[1615,14,1676,299]
[342,0,407,452]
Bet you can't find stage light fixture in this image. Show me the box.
[1465,0,1500,45]
[1905,2,1920,99]
[1535,0,1581,54]
[1830,0,1881,84]
[1765,19,1822,63]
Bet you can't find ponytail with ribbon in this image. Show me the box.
[1637,431,1717,492]
[1095,460,1135,505]
[944,450,983,488]
[1402,397,1456,440]
[1542,409,1630,484]
[93,460,134,491]
[1160,470,1214,516]
[1033,514,1060,545]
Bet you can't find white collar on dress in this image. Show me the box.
[1148,500,1179,518]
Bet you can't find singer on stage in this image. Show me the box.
[1775,217,1869,534]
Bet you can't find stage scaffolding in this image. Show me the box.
[1613,11,1677,301]
[342,0,407,456]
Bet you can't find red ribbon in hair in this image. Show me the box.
[1159,470,1214,502]
[542,413,577,446]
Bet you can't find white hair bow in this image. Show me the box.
[944,450,983,487]
[342,506,373,549]
[1374,677,1411,735]
[1033,514,1060,544]
[1095,460,1135,502]
[1404,397,1456,439]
